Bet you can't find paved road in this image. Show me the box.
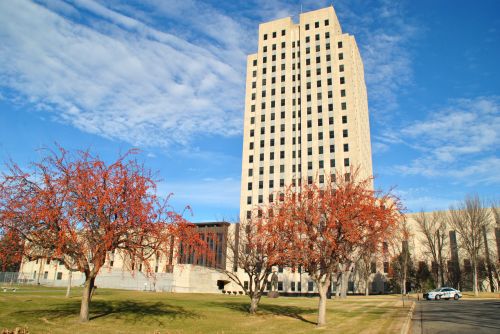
[412,299,500,334]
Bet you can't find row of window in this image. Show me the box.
[249,123,348,137]
[250,77,345,101]
[261,18,333,41]
[243,280,315,292]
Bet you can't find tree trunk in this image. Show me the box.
[79,275,95,322]
[473,263,479,296]
[365,276,370,296]
[340,271,349,298]
[317,284,328,327]
[335,273,341,297]
[482,226,495,292]
[66,271,72,298]
[249,294,260,314]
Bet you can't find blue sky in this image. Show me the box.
[0,0,499,221]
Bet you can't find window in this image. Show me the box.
[325,32,330,38]
[329,130,334,138]
[330,159,335,167]
[383,262,389,273]
[280,165,285,173]
[325,19,329,26]
[56,272,63,280]
[249,155,253,163]
[344,158,350,166]
[258,195,263,203]
[263,46,267,53]
[340,77,345,84]
[343,129,348,137]
[305,36,310,43]
[291,281,296,291]
[272,31,276,38]
[319,146,324,155]
[248,183,252,190]
[252,59,257,66]
[250,129,254,137]
[269,180,274,188]
[247,211,251,219]
[247,196,252,205]
[340,89,346,97]
[281,29,286,36]
[280,151,285,159]
[308,147,312,155]
[308,281,314,292]
[315,21,319,28]
[330,145,335,153]
[248,169,253,176]
[269,166,274,174]
[43,271,48,279]
[342,115,348,124]
[338,41,343,48]
[264,34,268,40]
[305,24,310,30]
[329,117,334,125]
[269,152,274,160]
[318,132,323,140]
[343,143,349,152]
[315,33,320,41]
[339,64,344,72]
[259,181,263,189]
[338,53,343,60]
[341,102,347,110]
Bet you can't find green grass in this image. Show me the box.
[0,286,411,333]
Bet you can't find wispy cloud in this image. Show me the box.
[0,0,245,148]
[334,0,416,120]
[394,96,500,185]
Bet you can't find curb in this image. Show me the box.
[400,301,416,334]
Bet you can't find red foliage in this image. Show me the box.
[0,228,24,271]
[0,147,204,321]
[274,168,403,325]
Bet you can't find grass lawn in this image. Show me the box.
[0,286,412,334]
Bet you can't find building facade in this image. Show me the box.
[239,7,373,222]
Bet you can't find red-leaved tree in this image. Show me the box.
[278,169,403,326]
[0,147,203,322]
[221,207,290,314]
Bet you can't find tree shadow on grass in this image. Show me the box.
[13,299,199,326]
[208,301,317,325]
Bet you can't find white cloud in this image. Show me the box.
[395,96,500,185]
[0,0,245,148]
[393,187,460,213]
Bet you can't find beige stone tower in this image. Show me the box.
[240,6,373,221]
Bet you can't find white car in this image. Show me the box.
[424,287,462,300]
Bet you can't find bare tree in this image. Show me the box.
[414,211,447,287]
[448,195,491,296]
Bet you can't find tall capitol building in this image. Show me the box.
[240,6,373,220]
